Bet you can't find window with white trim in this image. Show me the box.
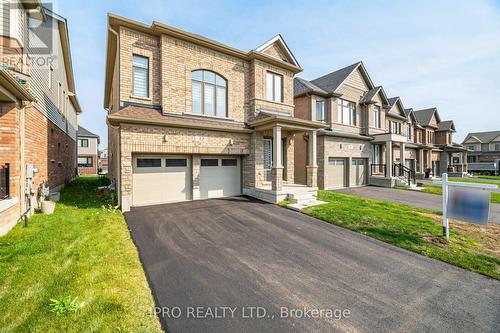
[373,106,381,128]
[132,55,149,98]
[316,100,325,122]
[78,157,93,167]
[337,99,356,125]
[78,139,89,147]
[192,70,227,117]
[263,139,272,169]
[266,72,283,102]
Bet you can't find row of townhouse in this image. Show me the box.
[0,0,81,234]
[104,14,467,212]
[293,62,468,189]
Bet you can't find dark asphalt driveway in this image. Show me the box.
[335,186,500,223]
[125,196,500,333]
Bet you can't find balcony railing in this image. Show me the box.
[0,163,10,200]
[370,164,387,177]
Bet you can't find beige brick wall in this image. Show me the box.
[119,27,162,106]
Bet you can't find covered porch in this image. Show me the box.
[439,145,468,177]
[246,114,325,203]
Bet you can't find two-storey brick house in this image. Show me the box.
[0,1,81,235]
[293,62,466,189]
[104,14,324,211]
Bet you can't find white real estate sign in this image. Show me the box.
[434,174,498,240]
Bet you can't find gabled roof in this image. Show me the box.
[294,77,328,97]
[310,62,375,93]
[385,96,407,118]
[413,108,441,128]
[436,120,456,132]
[77,126,99,139]
[404,108,422,127]
[254,34,300,68]
[360,86,389,105]
[462,131,500,144]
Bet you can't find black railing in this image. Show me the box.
[393,163,416,185]
[370,163,387,177]
[0,163,10,200]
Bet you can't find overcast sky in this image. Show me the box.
[55,0,500,147]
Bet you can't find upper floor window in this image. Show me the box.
[133,55,149,98]
[192,70,227,117]
[78,139,89,148]
[316,100,325,122]
[389,121,402,134]
[373,106,381,128]
[338,99,356,126]
[427,131,434,144]
[266,72,283,103]
[467,145,476,151]
[493,143,500,151]
[407,124,412,140]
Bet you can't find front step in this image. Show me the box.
[287,199,326,211]
[288,192,316,202]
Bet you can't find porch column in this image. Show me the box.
[400,142,405,166]
[386,141,392,178]
[272,126,283,191]
[419,149,424,173]
[462,151,468,173]
[306,130,318,187]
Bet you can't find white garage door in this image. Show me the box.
[199,156,241,199]
[350,159,367,186]
[132,155,191,206]
[327,158,346,189]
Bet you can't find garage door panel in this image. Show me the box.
[350,159,367,187]
[327,158,346,189]
[200,156,241,199]
[132,155,191,206]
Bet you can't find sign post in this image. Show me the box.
[442,173,449,240]
[434,173,498,241]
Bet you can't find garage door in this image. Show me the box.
[350,159,367,186]
[199,156,241,199]
[327,158,346,189]
[132,155,191,206]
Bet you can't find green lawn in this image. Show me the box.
[419,178,500,204]
[477,175,500,181]
[0,177,162,333]
[302,191,500,279]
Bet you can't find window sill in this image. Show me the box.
[0,197,19,214]
[130,95,152,101]
[182,112,236,122]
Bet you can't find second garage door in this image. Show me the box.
[199,156,241,199]
[327,158,346,189]
[350,159,367,186]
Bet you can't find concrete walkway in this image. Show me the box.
[335,186,500,223]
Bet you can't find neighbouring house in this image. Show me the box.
[0,1,81,235]
[104,14,324,211]
[293,62,467,189]
[462,131,500,175]
[99,148,108,174]
[77,126,100,175]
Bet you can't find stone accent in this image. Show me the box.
[306,165,318,187]
[271,167,283,191]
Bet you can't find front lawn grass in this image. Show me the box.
[477,175,500,181]
[0,176,162,333]
[419,178,500,204]
[302,191,500,279]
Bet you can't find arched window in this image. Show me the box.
[192,70,227,117]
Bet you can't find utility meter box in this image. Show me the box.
[26,164,35,179]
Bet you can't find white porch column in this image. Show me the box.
[400,142,405,166]
[386,141,392,178]
[272,126,282,168]
[272,126,283,191]
[308,130,317,167]
[419,149,424,173]
[306,130,318,187]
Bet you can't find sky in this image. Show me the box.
[54,0,500,147]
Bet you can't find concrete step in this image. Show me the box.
[287,199,327,211]
[288,192,317,202]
